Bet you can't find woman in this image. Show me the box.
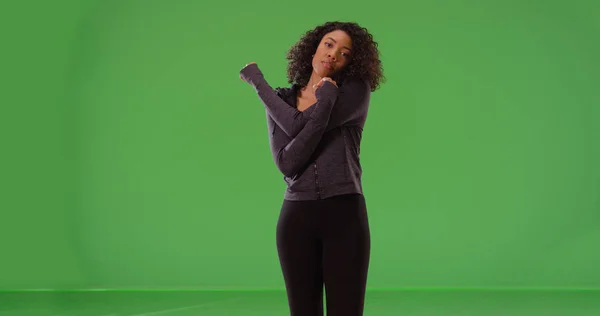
[240,21,384,316]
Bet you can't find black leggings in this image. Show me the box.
[276,193,371,316]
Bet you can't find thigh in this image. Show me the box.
[276,199,324,316]
[321,194,371,316]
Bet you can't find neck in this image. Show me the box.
[304,71,323,93]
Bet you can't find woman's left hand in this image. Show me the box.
[240,62,256,81]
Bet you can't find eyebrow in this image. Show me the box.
[327,37,352,51]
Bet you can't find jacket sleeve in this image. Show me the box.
[241,63,313,138]
[265,83,339,178]
[323,77,371,133]
[241,63,371,138]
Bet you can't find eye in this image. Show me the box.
[325,42,333,47]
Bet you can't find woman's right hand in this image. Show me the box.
[313,77,337,90]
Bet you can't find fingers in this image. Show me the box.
[322,77,337,87]
[314,77,337,89]
[240,62,257,82]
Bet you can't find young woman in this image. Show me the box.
[240,21,385,316]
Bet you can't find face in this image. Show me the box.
[311,30,353,78]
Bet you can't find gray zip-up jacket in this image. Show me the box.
[240,63,371,201]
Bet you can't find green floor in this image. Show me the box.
[1,290,599,315]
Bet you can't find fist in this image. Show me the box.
[240,62,256,81]
[313,77,337,90]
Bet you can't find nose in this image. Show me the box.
[328,52,337,61]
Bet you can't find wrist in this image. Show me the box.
[240,63,263,86]
[315,81,338,100]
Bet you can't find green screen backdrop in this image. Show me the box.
[2,0,599,291]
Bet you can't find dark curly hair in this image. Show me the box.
[286,21,385,92]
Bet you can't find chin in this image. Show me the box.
[316,69,335,78]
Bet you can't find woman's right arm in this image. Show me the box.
[265,83,339,178]
[241,63,371,138]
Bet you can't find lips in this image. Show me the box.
[322,61,334,70]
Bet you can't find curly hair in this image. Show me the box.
[285,21,385,92]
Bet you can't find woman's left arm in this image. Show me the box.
[323,77,371,133]
[241,64,371,138]
[241,63,311,138]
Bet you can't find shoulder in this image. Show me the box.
[275,84,298,99]
[275,87,289,99]
[275,84,300,108]
[339,76,371,97]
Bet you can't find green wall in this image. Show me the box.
[1,0,599,290]
[1,1,95,289]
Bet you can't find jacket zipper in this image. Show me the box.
[314,161,322,199]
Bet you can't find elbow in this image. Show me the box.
[275,153,299,178]
[277,162,297,178]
